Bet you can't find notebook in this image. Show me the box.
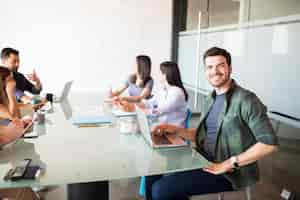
[71,115,113,127]
[112,109,136,117]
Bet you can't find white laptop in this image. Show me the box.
[136,107,188,148]
[54,81,73,102]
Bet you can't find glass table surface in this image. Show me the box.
[0,93,209,189]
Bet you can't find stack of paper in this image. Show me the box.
[71,115,113,127]
[112,109,136,117]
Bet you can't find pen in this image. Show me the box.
[78,123,111,128]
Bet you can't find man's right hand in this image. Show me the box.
[152,124,181,136]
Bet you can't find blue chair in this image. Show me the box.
[184,108,192,129]
[139,176,146,196]
[139,108,192,197]
[184,109,192,146]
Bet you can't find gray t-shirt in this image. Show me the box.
[204,93,226,160]
[125,75,153,99]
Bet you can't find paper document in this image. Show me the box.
[71,115,113,126]
[112,109,136,117]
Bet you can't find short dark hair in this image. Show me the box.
[160,61,188,101]
[203,47,231,66]
[0,47,19,60]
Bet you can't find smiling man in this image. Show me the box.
[145,47,278,200]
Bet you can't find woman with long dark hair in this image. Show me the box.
[110,55,153,102]
[0,66,27,148]
[127,61,189,198]
[0,66,20,120]
[146,61,188,126]
[120,61,188,127]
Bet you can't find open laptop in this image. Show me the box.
[53,81,73,102]
[136,107,188,148]
[60,99,73,119]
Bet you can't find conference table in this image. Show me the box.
[0,93,209,200]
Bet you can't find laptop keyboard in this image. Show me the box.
[151,134,171,145]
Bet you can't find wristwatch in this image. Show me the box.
[230,156,240,170]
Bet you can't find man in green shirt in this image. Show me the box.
[145,47,278,200]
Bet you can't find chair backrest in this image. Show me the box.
[184,108,192,128]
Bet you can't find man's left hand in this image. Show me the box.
[203,160,233,175]
[27,69,40,84]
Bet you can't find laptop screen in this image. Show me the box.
[136,107,153,146]
[60,81,73,101]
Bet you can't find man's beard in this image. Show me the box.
[209,75,230,88]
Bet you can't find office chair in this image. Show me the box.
[217,186,252,200]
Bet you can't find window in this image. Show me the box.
[186,0,209,30]
[250,0,300,21]
[185,0,240,31]
[208,0,240,27]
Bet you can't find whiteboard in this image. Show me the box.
[178,22,300,119]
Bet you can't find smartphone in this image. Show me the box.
[23,166,42,179]
[10,159,32,181]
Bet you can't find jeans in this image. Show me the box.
[145,169,233,200]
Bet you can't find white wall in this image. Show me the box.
[0,0,173,94]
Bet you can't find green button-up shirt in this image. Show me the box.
[196,80,278,189]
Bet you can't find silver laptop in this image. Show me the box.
[54,81,73,102]
[136,107,188,148]
[60,99,72,119]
